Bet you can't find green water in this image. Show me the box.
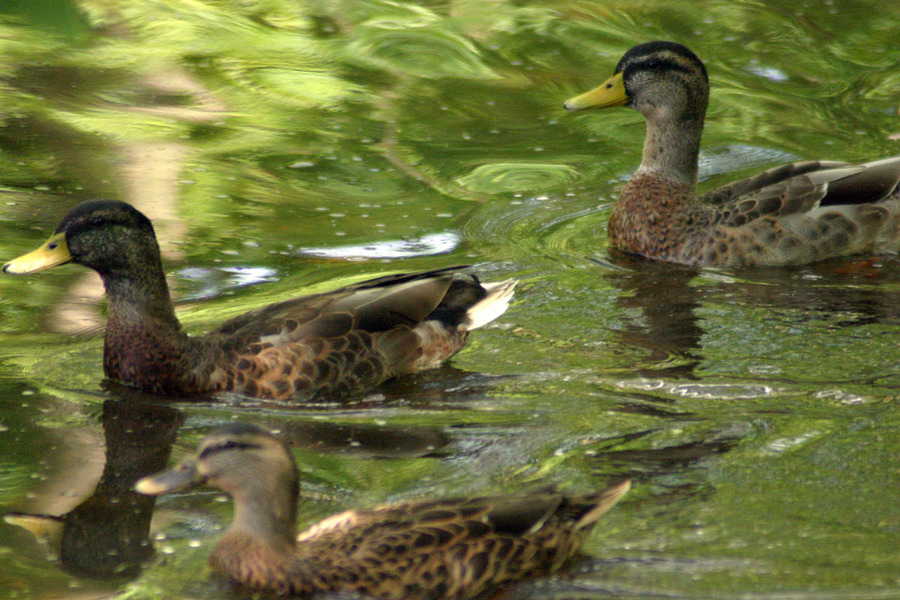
[1,0,899,598]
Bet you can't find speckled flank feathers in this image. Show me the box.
[136,424,630,600]
[565,41,900,267]
[3,200,516,399]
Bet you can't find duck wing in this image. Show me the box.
[296,482,629,600]
[706,158,900,222]
[199,267,514,399]
[696,158,900,265]
[211,267,462,347]
[701,160,847,206]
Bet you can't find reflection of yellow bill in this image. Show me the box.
[3,232,70,274]
[564,72,628,111]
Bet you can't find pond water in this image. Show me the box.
[1,1,899,598]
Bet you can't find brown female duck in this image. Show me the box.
[3,200,515,399]
[565,41,900,267]
[136,423,630,600]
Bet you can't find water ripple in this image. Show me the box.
[457,163,580,194]
[463,193,609,266]
[345,26,499,80]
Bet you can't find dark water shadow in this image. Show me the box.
[592,435,738,481]
[281,420,450,459]
[586,427,739,481]
[6,397,183,579]
[598,251,900,385]
[727,256,900,326]
[375,363,522,406]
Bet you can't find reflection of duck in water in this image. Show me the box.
[603,257,704,380]
[137,424,630,600]
[5,400,183,579]
[3,201,516,400]
[604,253,900,385]
[566,41,900,267]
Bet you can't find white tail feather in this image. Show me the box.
[575,479,631,530]
[463,279,517,330]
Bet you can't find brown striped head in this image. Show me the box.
[136,423,300,529]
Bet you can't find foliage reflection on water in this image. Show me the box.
[1,0,900,598]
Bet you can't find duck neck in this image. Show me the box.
[212,476,311,594]
[610,113,705,260]
[228,472,299,553]
[99,257,195,392]
[636,113,704,187]
[102,265,180,330]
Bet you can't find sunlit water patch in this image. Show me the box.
[614,379,779,401]
[177,266,279,300]
[698,144,799,179]
[299,231,460,259]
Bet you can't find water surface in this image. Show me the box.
[1,1,899,598]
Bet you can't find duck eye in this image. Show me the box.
[606,82,613,89]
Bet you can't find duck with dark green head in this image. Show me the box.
[3,200,516,399]
[136,423,631,600]
[565,41,900,267]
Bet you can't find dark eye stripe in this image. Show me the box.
[199,440,260,459]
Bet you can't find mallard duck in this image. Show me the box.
[564,41,900,267]
[135,423,630,600]
[3,200,516,399]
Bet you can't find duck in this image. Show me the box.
[3,200,516,399]
[564,41,900,267]
[135,423,631,600]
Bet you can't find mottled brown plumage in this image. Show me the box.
[565,41,900,267]
[3,200,516,399]
[135,424,631,600]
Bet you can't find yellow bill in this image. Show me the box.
[564,72,629,111]
[135,460,202,496]
[3,233,70,275]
